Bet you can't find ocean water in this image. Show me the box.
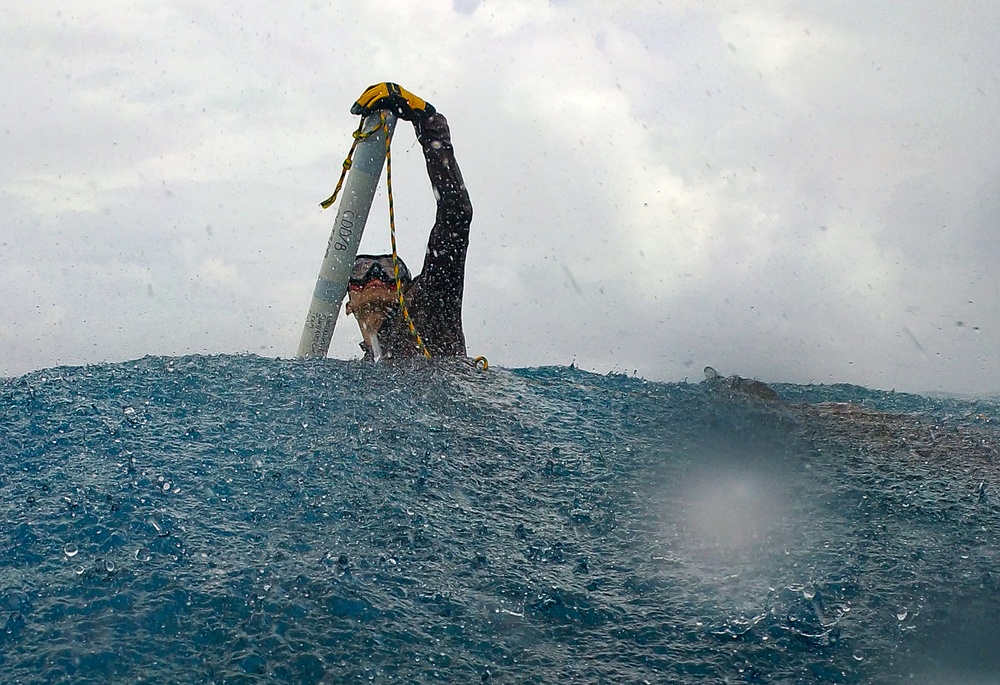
[1,354,998,684]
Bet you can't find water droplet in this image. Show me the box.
[162,482,171,491]
[802,586,816,600]
[853,651,865,661]
[74,566,85,575]
[896,608,908,621]
[104,560,116,573]
[149,518,170,536]
[63,543,79,558]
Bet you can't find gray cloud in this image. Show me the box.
[2,1,998,394]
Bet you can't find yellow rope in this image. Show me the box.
[383,117,432,359]
[319,118,378,210]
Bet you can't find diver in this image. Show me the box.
[343,83,473,361]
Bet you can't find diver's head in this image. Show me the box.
[345,254,411,332]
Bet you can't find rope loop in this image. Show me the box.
[320,118,368,210]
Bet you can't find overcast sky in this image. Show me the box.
[2,0,998,394]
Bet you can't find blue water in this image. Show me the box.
[2,355,998,684]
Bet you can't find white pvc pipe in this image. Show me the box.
[296,112,397,359]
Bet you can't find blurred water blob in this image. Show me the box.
[685,470,784,548]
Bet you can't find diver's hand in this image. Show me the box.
[350,82,436,120]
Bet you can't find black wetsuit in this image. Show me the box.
[368,112,473,360]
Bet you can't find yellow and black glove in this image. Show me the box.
[350,82,436,121]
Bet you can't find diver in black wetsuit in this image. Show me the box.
[343,83,473,361]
